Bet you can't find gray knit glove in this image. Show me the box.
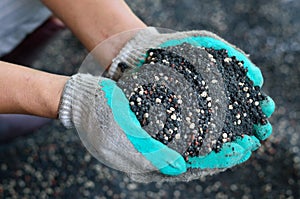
[59,73,186,177]
[59,28,275,183]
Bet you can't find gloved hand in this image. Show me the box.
[59,27,275,183]
[58,73,186,176]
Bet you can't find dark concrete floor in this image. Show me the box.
[0,0,299,198]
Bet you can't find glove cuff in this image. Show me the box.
[59,73,101,128]
[108,27,160,79]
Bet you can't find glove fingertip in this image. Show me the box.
[235,135,261,152]
[260,96,276,118]
[249,135,261,151]
[237,151,252,165]
[234,135,260,164]
[253,122,273,141]
[159,157,187,176]
[246,65,264,87]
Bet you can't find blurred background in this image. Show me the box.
[0,0,299,198]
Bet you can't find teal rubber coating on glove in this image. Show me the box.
[260,96,275,118]
[186,135,260,169]
[159,36,264,87]
[253,122,273,141]
[99,78,265,172]
[238,135,261,152]
[100,79,187,175]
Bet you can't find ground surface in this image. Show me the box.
[0,0,300,198]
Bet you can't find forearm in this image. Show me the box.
[0,1,146,117]
[41,0,147,51]
[0,61,68,118]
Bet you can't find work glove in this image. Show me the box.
[59,27,275,183]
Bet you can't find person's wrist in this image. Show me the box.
[37,74,69,119]
[48,75,69,119]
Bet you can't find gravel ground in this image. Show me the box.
[1,0,300,198]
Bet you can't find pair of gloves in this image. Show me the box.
[58,27,275,182]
